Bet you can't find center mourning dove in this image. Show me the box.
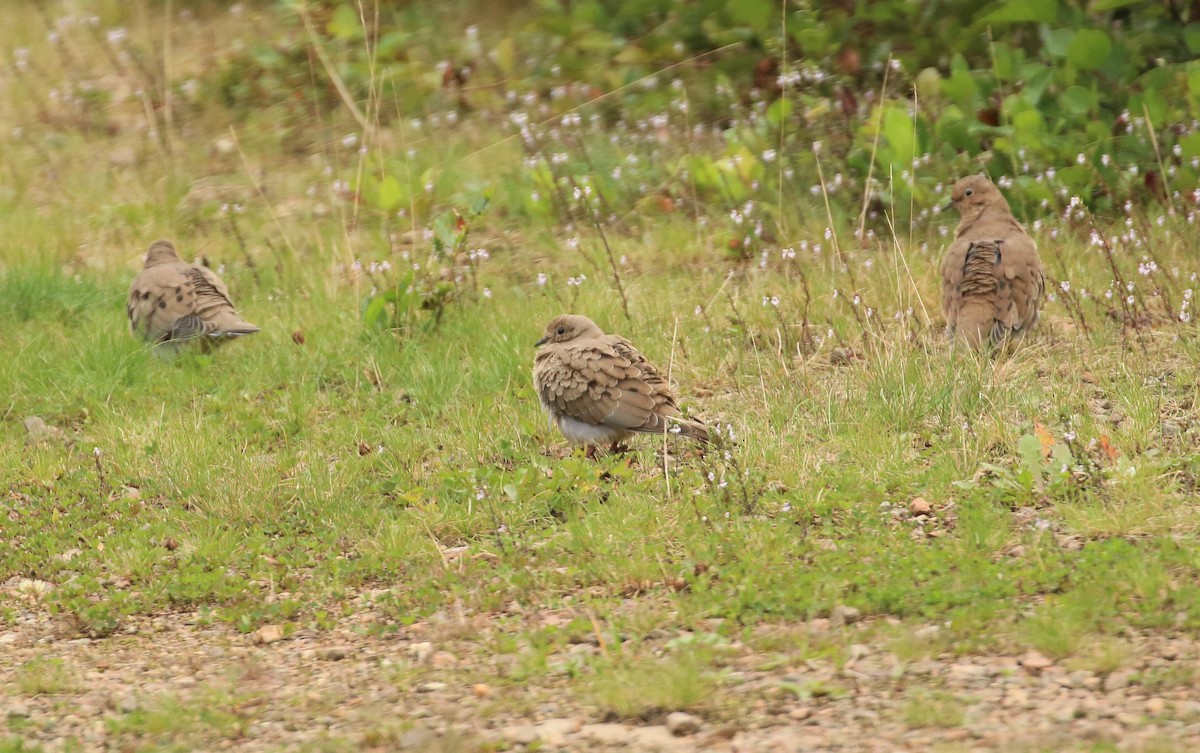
[127,240,260,349]
[533,314,708,454]
[940,176,1045,349]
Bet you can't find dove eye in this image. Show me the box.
[556,327,566,335]
[964,188,974,196]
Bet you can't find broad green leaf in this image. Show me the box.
[984,0,1058,24]
[941,69,978,108]
[492,37,516,75]
[1180,133,1200,160]
[882,106,916,167]
[1018,433,1044,488]
[377,176,402,212]
[1136,88,1167,126]
[1013,109,1043,133]
[327,4,362,41]
[1044,28,1075,58]
[1019,63,1054,105]
[1186,25,1200,54]
[992,44,1017,82]
[1061,86,1094,116]
[727,0,772,28]
[767,97,794,127]
[614,45,650,65]
[363,295,388,328]
[915,68,941,103]
[1067,29,1112,70]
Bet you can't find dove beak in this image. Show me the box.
[942,200,955,213]
[535,336,549,346]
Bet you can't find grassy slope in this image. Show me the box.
[2,2,1200,748]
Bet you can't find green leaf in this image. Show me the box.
[1012,109,1043,133]
[1137,88,1167,126]
[492,37,516,75]
[992,44,1017,82]
[1018,433,1044,488]
[1019,63,1054,106]
[727,0,772,28]
[1180,133,1200,160]
[941,69,978,109]
[377,176,402,212]
[882,106,916,167]
[1092,0,1149,9]
[984,0,1058,24]
[327,4,362,41]
[1067,29,1112,70]
[363,295,389,328]
[1044,28,1075,58]
[766,97,794,127]
[432,211,459,252]
[1061,86,1094,116]
[1186,25,1200,54]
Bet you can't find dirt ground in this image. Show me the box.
[2,589,1199,753]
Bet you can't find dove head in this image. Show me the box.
[143,240,181,268]
[536,314,604,346]
[945,175,1008,215]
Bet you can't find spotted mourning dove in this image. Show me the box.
[127,240,260,348]
[940,176,1045,349]
[533,314,709,453]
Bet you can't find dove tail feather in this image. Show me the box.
[955,240,1002,349]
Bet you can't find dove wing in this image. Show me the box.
[535,339,674,434]
[128,262,257,343]
[993,232,1044,338]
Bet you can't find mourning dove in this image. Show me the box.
[533,314,708,453]
[127,240,260,348]
[940,176,1045,349]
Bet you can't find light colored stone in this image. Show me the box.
[1019,651,1053,671]
[1105,669,1134,691]
[830,606,862,627]
[409,642,434,663]
[909,497,933,515]
[666,711,702,736]
[253,625,284,644]
[536,718,582,746]
[318,646,349,661]
[500,724,539,746]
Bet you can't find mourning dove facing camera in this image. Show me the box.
[533,314,708,453]
[941,176,1045,349]
[127,240,260,348]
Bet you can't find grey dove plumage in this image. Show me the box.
[533,314,708,453]
[940,176,1045,349]
[127,240,260,348]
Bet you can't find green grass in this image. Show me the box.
[902,690,969,729]
[12,658,77,696]
[585,650,721,720]
[1,3,1200,749]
